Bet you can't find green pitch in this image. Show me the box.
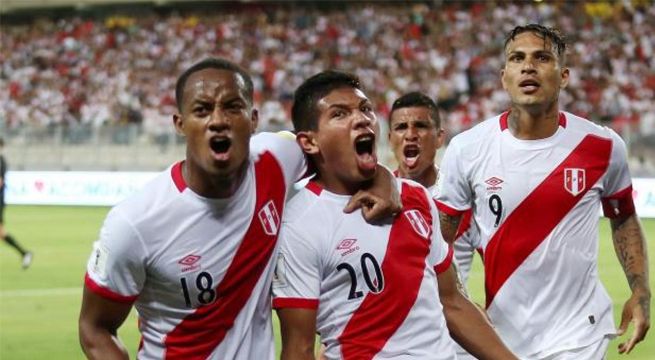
[0,206,652,359]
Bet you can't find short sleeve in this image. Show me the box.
[425,188,454,274]
[601,130,635,218]
[272,223,321,309]
[435,138,472,216]
[250,132,307,188]
[84,208,146,303]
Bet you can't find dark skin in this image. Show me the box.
[78,68,401,359]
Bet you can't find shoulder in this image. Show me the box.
[448,114,503,150]
[563,112,622,142]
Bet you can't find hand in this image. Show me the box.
[343,166,401,222]
[616,291,650,354]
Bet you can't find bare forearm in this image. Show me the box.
[79,326,129,360]
[611,215,651,299]
[439,212,462,244]
[444,297,516,360]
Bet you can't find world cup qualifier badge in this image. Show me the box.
[272,253,287,288]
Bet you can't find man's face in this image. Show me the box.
[388,106,443,182]
[304,86,379,191]
[501,31,569,109]
[174,68,257,180]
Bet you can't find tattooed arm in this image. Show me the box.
[610,214,650,354]
[439,212,463,245]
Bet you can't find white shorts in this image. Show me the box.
[539,335,611,360]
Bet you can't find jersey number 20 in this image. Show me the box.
[337,253,384,300]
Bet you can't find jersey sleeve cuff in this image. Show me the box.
[435,201,467,217]
[601,185,636,218]
[434,245,454,275]
[272,297,319,309]
[84,273,138,304]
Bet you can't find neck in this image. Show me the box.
[183,161,246,199]
[508,103,560,140]
[313,172,372,196]
[398,165,438,188]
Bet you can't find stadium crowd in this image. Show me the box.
[1,1,654,162]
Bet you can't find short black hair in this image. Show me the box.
[175,57,254,112]
[504,24,567,64]
[292,70,362,132]
[389,91,440,128]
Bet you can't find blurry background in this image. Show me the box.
[0,0,653,359]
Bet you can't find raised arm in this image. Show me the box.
[437,264,517,360]
[277,308,318,360]
[79,286,133,359]
[610,214,651,354]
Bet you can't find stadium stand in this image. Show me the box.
[1,0,654,173]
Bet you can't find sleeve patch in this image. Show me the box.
[91,244,109,278]
[272,253,288,289]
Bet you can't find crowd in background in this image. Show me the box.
[1,1,654,171]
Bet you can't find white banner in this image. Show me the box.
[4,171,655,218]
[5,171,158,206]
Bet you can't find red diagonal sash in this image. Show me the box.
[164,151,286,359]
[338,183,432,359]
[484,135,611,307]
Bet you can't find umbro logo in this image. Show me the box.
[485,176,504,191]
[336,238,360,257]
[179,254,201,273]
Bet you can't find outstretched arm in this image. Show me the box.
[276,308,317,360]
[343,165,401,222]
[438,264,517,360]
[79,286,132,359]
[610,214,650,354]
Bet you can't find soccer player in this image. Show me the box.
[388,92,481,360]
[388,91,480,287]
[272,70,517,359]
[78,58,400,359]
[0,137,33,269]
[436,24,651,358]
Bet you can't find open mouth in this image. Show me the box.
[354,133,377,173]
[403,144,420,169]
[210,137,231,157]
[519,79,540,92]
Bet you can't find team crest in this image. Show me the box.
[564,168,586,196]
[258,200,280,236]
[404,210,430,239]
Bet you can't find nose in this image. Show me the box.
[521,58,537,74]
[353,110,375,129]
[208,108,230,132]
[405,125,419,141]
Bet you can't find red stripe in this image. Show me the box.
[171,161,186,192]
[435,200,465,217]
[601,185,635,218]
[484,135,612,307]
[163,152,286,358]
[306,180,323,196]
[338,183,432,359]
[272,298,319,309]
[84,273,138,304]
[434,245,454,274]
[499,111,566,131]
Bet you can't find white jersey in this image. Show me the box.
[272,179,456,360]
[435,111,635,358]
[85,132,305,359]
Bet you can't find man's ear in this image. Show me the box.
[250,108,259,134]
[173,113,185,136]
[500,68,508,91]
[436,127,446,149]
[560,67,570,89]
[296,131,319,155]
